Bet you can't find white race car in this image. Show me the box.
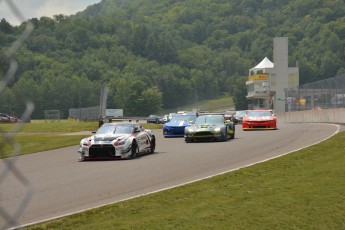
[77,122,156,161]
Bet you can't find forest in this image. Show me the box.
[1,0,344,118]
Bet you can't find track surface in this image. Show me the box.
[0,122,339,228]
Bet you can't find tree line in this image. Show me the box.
[1,0,344,118]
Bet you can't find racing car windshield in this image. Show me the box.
[114,125,133,134]
[234,111,246,116]
[96,124,133,135]
[170,115,196,123]
[96,125,116,134]
[247,111,272,117]
[195,115,224,124]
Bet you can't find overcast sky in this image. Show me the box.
[0,0,101,26]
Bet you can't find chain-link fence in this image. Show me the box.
[68,106,100,120]
[0,1,35,229]
[284,74,345,112]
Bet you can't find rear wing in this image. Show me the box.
[98,116,139,127]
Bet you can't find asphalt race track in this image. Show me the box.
[0,122,340,228]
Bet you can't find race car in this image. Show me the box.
[0,113,18,123]
[242,110,277,130]
[184,114,235,142]
[232,110,247,124]
[163,113,197,137]
[77,122,156,161]
[147,114,161,124]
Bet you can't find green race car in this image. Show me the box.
[184,114,235,142]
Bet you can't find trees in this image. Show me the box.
[109,76,162,116]
[0,18,14,34]
[232,76,248,110]
[1,0,344,118]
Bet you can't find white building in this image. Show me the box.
[246,37,299,113]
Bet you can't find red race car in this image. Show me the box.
[242,110,277,130]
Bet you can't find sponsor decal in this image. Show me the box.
[248,74,269,81]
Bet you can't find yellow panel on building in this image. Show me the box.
[248,74,269,81]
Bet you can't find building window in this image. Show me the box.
[288,73,298,86]
[271,74,276,87]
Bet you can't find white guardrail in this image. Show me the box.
[276,108,345,124]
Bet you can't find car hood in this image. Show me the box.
[164,120,190,127]
[190,123,223,129]
[92,133,131,142]
[245,116,273,121]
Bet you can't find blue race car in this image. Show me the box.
[163,113,197,137]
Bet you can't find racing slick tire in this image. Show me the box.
[230,131,235,139]
[78,154,85,162]
[185,137,192,143]
[220,128,228,141]
[78,147,85,162]
[130,141,139,159]
[150,137,156,153]
[229,123,235,139]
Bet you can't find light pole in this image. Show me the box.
[78,94,81,122]
[99,82,108,119]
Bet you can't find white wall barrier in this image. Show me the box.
[276,108,345,124]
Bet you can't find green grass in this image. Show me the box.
[0,119,98,133]
[1,135,87,158]
[26,131,345,230]
[195,94,234,112]
[0,120,97,158]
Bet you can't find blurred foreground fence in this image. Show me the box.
[69,106,100,120]
[1,1,35,229]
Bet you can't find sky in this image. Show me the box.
[0,0,101,26]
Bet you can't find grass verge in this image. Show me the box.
[1,135,87,158]
[0,120,96,158]
[0,120,98,133]
[26,131,345,229]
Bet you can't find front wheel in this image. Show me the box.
[150,137,156,153]
[130,142,138,159]
[185,137,192,143]
[230,131,235,139]
[78,154,85,162]
[221,128,228,141]
[229,123,235,139]
[78,146,85,162]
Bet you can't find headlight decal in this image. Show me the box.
[82,138,91,146]
[115,138,127,146]
[214,127,221,133]
[185,127,194,133]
